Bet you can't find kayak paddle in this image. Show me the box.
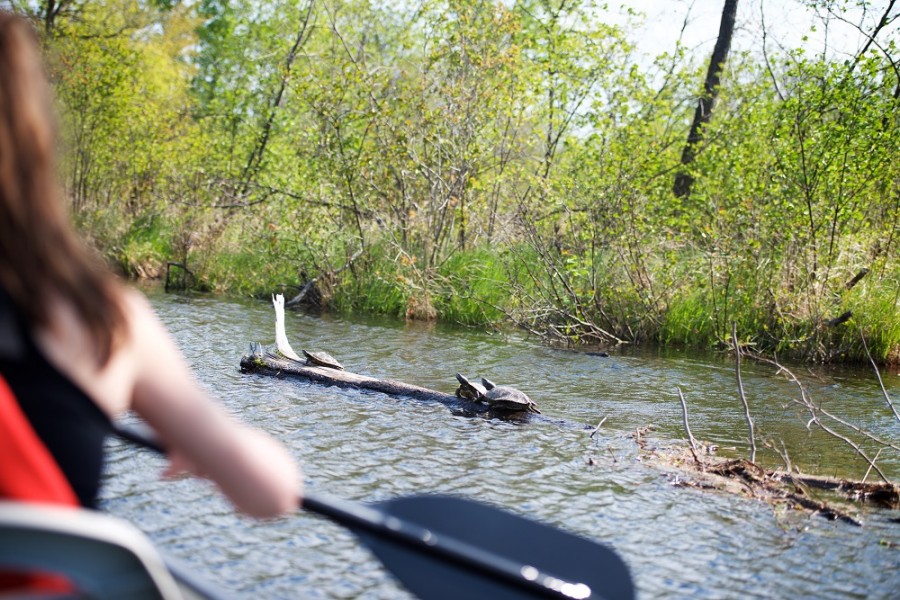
[114,422,634,600]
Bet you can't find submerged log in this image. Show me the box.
[633,435,899,524]
[769,471,900,509]
[239,343,530,419]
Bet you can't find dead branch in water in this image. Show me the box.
[677,387,701,467]
[731,323,756,462]
[744,351,895,485]
[630,426,654,450]
[633,434,898,524]
[589,416,608,439]
[647,346,900,523]
[706,459,864,526]
[860,326,900,423]
[768,470,899,508]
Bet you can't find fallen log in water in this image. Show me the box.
[239,343,526,419]
[239,294,551,421]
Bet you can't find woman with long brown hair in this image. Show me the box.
[0,11,301,518]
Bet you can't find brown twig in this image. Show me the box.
[862,448,885,485]
[607,447,618,464]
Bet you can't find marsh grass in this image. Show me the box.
[434,249,508,326]
[89,214,897,365]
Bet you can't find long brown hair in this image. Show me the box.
[0,12,126,366]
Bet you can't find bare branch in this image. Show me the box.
[240,1,317,194]
[759,0,785,101]
[860,326,900,423]
[677,387,702,467]
[745,351,895,484]
[732,322,756,463]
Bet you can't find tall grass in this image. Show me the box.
[433,248,509,326]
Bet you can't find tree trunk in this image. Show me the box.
[239,2,315,195]
[673,0,739,198]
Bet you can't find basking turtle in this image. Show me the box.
[455,373,487,402]
[480,377,541,414]
[303,349,344,370]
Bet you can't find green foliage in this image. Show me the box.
[330,243,408,317]
[33,0,900,363]
[197,247,295,296]
[435,248,508,326]
[116,215,173,278]
[839,268,900,363]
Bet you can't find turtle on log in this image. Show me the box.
[480,377,541,414]
[303,349,344,370]
[455,373,487,401]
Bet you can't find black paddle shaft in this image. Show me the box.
[302,493,605,600]
[113,423,634,600]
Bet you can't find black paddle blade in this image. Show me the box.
[359,495,634,600]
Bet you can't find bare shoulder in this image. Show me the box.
[120,289,171,341]
[122,290,199,387]
[120,287,156,320]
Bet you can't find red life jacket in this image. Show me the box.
[0,289,111,509]
[0,374,80,504]
[0,373,78,593]
[0,288,112,593]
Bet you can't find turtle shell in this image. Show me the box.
[303,349,344,370]
[480,378,541,414]
[455,373,487,401]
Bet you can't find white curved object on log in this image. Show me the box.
[272,294,302,361]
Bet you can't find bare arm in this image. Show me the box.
[125,292,301,518]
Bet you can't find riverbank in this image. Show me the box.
[116,235,899,366]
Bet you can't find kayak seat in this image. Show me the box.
[0,501,184,600]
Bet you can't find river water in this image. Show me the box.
[100,289,900,599]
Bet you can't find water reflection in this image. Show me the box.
[101,289,900,599]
